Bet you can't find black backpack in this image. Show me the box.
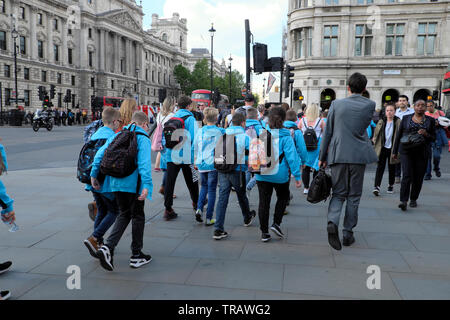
[303,118,320,151]
[214,134,239,173]
[100,125,149,178]
[77,138,107,185]
[307,169,332,204]
[163,115,190,149]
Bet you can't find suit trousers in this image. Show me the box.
[327,164,366,238]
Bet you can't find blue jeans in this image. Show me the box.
[198,171,218,220]
[426,142,442,178]
[215,171,251,232]
[246,171,257,191]
[92,192,119,243]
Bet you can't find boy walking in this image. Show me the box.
[91,112,153,271]
[193,107,224,225]
[214,113,256,240]
[83,107,121,258]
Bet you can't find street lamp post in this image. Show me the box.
[135,68,140,105]
[209,23,216,105]
[11,14,19,109]
[263,78,266,100]
[228,54,233,103]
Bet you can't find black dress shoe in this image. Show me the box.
[409,200,417,208]
[327,222,342,251]
[398,202,407,211]
[343,236,355,247]
[436,171,442,178]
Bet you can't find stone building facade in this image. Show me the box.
[286,0,450,110]
[0,0,225,112]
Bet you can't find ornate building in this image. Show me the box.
[0,0,225,111]
[286,0,450,110]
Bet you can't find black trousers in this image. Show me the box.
[106,192,145,256]
[302,166,318,189]
[164,162,199,211]
[400,152,428,202]
[257,180,290,234]
[375,147,396,188]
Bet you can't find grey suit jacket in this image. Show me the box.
[319,94,378,165]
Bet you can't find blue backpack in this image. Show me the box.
[77,138,107,185]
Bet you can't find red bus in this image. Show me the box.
[91,96,125,120]
[192,89,212,107]
[443,70,450,95]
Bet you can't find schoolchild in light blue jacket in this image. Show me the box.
[0,143,15,225]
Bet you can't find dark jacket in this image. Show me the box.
[393,114,436,158]
[373,116,401,165]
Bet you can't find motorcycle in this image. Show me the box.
[33,111,53,132]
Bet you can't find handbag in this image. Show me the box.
[307,168,332,204]
[151,115,168,152]
[400,132,425,151]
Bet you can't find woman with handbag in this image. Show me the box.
[372,103,401,196]
[393,100,436,211]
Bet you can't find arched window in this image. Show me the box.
[162,33,167,42]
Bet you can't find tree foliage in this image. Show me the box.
[173,59,245,103]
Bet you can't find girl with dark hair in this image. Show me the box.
[255,107,302,242]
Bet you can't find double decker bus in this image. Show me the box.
[91,96,124,120]
[192,89,212,107]
[443,68,450,95]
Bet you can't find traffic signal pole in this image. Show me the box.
[290,83,293,108]
[280,68,283,103]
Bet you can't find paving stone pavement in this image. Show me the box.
[0,154,449,300]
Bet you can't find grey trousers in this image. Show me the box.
[327,164,366,238]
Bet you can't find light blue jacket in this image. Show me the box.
[224,126,249,172]
[194,125,225,171]
[245,119,264,137]
[91,124,153,201]
[283,120,308,166]
[256,128,302,184]
[0,144,13,214]
[85,126,116,199]
[166,109,198,165]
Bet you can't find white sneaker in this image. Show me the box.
[303,188,309,195]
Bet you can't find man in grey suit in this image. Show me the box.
[319,73,378,251]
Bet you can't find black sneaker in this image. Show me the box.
[261,233,272,242]
[0,261,12,274]
[436,171,442,178]
[270,224,285,238]
[398,202,408,212]
[130,252,152,269]
[387,186,394,194]
[244,210,256,227]
[195,209,203,223]
[373,187,380,197]
[327,222,342,251]
[213,230,228,240]
[409,200,417,208]
[0,290,11,300]
[343,235,355,247]
[97,245,114,271]
[164,209,178,221]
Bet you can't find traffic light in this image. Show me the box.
[253,43,268,73]
[158,88,167,103]
[38,86,46,101]
[64,89,72,103]
[212,89,221,105]
[432,90,439,101]
[50,85,56,99]
[43,96,50,108]
[284,65,295,98]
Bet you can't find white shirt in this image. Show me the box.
[384,120,394,149]
[157,112,174,126]
[395,107,414,120]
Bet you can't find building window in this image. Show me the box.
[37,13,43,25]
[89,51,93,67]
[19,6,25,19]
[5,88,11,106]
[158,72,161,84]
[152,70,155,82]
[19,36,26,55]
[0,31,6,50]
[162,33,167,42]
[152,53,154,62]
[385,23,405,56]
[71,75,76,86]
[68,29,72,35]
[53,19,58,31]
[24,90,30,106]
[68,48,73,64]
[0,1,5,13]
[54,44,59,62]
[417,22,437,55]
[4,64,10,78]
[58,93,62,108]
[355,24,373,56]
[357,0,373,3]
[24,67,30,80]
[325,0,339,4]
[145,51,148,60]
[120,59,124,73]
[323,25,338,57]
[180,36,183,48]
[38,40,44,58]
[57,72,62,84]
[91,77,95,88]
[88,28,92,38]
[41,70,47,82]
[295,27,312,58]
[145,68,148,81]
[111,80,114,89]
